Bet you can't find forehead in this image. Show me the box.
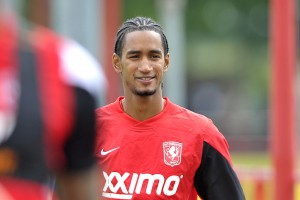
[122,30,163,53]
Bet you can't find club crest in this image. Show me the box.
[163,141,183,167]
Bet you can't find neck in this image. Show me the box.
[122,96,165,121]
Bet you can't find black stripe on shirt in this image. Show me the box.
[194,142,245,200]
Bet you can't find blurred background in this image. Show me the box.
[8,0,299,199]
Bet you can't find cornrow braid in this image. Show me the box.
[114,16,169,57]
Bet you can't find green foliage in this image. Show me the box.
[186,0,269,42]
[122,0,158,21]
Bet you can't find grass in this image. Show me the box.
[231,151,271,167]
[231,151,300,200]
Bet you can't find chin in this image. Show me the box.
[134,89,156,96]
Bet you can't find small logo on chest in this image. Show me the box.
[163,141,182,167]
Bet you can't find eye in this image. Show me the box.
[128,54,139,59]
[151,54,161,59]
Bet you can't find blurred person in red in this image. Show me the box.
[0,0,106,199]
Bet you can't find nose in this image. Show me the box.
[138,58,152,72]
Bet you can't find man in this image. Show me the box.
[95,16,245,199]
[0,1,105,199]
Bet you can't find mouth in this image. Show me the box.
[136,76,155,84]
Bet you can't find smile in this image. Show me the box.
[136,76,154,83]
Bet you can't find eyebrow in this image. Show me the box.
[149,50,163,54]
[126,50,140,55]
[126,49,163,55]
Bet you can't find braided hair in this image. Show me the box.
[114,16,169,57]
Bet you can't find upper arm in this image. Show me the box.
[194,142,245,200]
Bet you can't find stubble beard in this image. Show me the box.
[133,81,164,96]
[134,89,156,96]
[129,81,163,97]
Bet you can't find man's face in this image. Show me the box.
[113,30,169,97]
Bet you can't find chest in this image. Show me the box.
[96,124,203,199]
[98,124,202,166]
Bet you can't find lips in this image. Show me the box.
[136,76,155,80]
[136,76,155,84]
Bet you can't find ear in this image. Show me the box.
[163,53,170,72]
[112,53,122,73]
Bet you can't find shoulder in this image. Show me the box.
[166,99,211,129]
[58,38,106,99]
[95,97,122,118]
[30,27,106,102]
[95,102,114,116]
[167,99,228,146]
